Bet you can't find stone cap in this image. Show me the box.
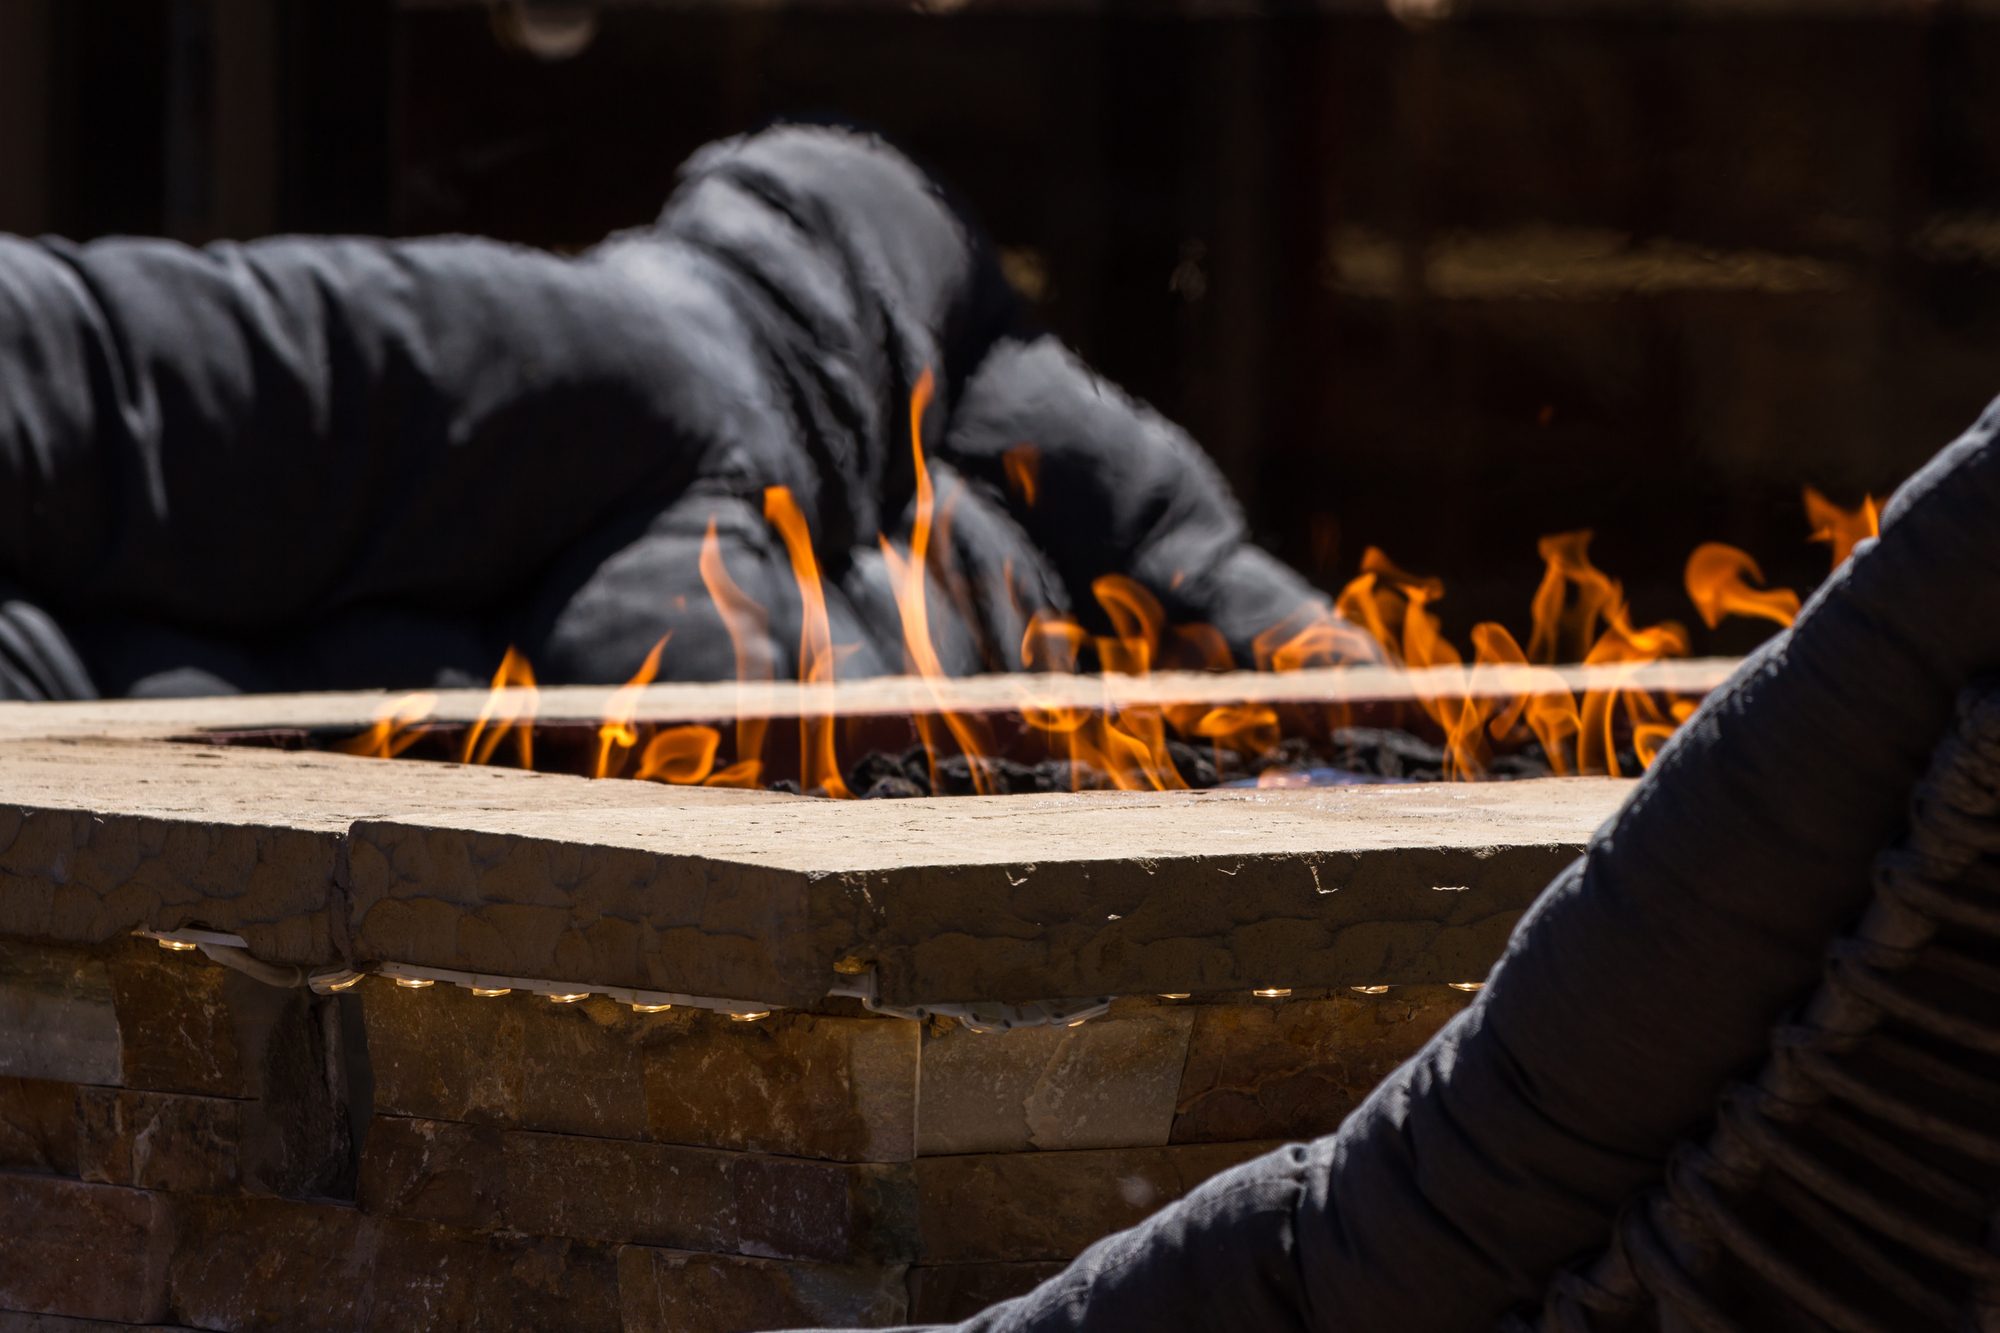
[0,689,1634,1009]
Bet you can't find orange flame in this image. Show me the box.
[340,464,1874,792]
[1018,611,1095,765]
[594,636,667,779]
[636,726,720,785]
[1159,622,1275,763]
[1192,704,1280,766]
[1466,621,1580,775]
[1803,486,1881,568]
[1086,576,1186,790]
[764,486,852,799]
[881,368,999,795]
[1531,533,1689,777]
[460,648,538,769]
[1683,544,1800,630]
[698,518,773,789]
[1013,579,1192,791]
[340,692,438,759]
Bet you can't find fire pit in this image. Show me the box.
[0,678,1643,1329]
[0,458,1887,1327]
[0,436,1883,1327]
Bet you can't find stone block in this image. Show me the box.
[732,1154,916,1265]
[354,1116,506,1231]
[617,1246,906,1333]
[0,941,119,1086]
[365,1221,623,1333]
[99,943,355,1197]
[168,1196,371,1333]
[908,1262,1066,1323]
[516,994,649,1140]
[358,979,529,1126]
[359,1116,918,1264]
[917,1003,1193,1155]
[104,944,249,1097]
[0,1078,78,1176]
[76,1089,240,1195]
[169,1196,623,1333]
[915,1141,1278,1264]
[364,985,919,1162]
[359,1116,734,1253]
[640,1009,918,1163]
[1171,987,1470,1144]
[0,1174,174,1324]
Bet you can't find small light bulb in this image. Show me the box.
[1157,993,1191,1001]
[728,1009,772,1022]
[630,1002,673,1014]
[1252,987,1292,999]
[1066,1017,1089,1028]
[470,987,511,998]
[158,939,199,953]
[545,992,590,1004]
[322,972,365,993]
[1350,985,1391,995]
[1447,981,1484,992]
[395,977,434,990]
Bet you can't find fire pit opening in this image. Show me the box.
[192,483,1875,798]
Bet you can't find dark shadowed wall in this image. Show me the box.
[3,0,1996,654]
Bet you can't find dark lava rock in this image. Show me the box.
[861,775,927,800]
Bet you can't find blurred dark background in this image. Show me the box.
[2,0,1995,655]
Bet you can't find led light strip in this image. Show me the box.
[371,961,777,1019]
[135,930,778,1020]
[136,929,1482,1028]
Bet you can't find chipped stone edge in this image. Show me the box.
[0,797,1579,1011]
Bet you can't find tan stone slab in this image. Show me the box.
[0,695,1636,1007]
[0,736,776,962]
[347,776,1619,1005]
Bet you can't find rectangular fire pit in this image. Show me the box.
[0,673,1687,1330]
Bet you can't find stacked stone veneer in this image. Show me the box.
[0,936,1470,1331]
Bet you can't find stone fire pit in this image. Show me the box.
[0,682,1644,1330]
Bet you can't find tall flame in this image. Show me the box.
[764,486,852,799]
[880,369,999,795]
